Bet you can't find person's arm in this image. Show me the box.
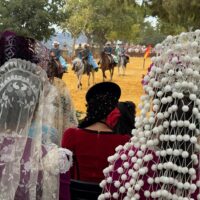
[42,143,73,174]
[62,128,76,151]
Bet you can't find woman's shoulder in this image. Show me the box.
[64,127,79,134]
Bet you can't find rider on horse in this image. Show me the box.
[76,43,83,59]
[50,41,68,74]
[103,42,118,65]
[119,43,130,64]
[81,44,98,72]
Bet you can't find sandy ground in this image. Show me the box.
[62,57,151,115]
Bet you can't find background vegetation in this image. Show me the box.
[1,0,199,45]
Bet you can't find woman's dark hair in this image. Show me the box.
[78,93,118,128]
[113,101,136,135]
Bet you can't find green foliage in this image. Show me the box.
[144,0,200,33]
[0,0,66,40]
[136,22,166,45]
[63,0,145,45]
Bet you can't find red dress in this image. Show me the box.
[62,128,130,183]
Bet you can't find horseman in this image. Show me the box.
[50,41,68,74]
[75,43,83,59]
[51,41,61,59]
[119,43,130,64]
[81,44,98,72]
[103,41,118,65]
[49,51,64,79]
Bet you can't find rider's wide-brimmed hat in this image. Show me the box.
[106,41,111,45]
[52,41,60,46]
[116,40,122,45]
[86,82,121,102]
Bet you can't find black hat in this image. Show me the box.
[86,82,121,102]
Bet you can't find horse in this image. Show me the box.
[47,57,64,83]
[98,52,116,81]
[118,54,129,76]
[72,58,95,89]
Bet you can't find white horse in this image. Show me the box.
[118,55,129,76]
[72,58,95,89]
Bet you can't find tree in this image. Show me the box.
[63,0,145,47]
[62,0,91,55]
[0,0,66,40]
[137,22,166,45]
[144,0,200,33]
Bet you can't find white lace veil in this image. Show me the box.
[0,59,71,200]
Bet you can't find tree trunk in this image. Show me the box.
[72,37,77,57]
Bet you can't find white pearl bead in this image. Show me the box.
[119,186,126,193]
[107,177,113,183]
[144,190,150,197]
[166,148,173,155]
[137,151,143,158]
[157,112,164,119]
[183,134,190,141]
[128,150,135,157]
[189,168,196,175]
[147,177,154,184]
[182,105,189,112]
[121,174,127,181]
[182,151,189,158]
[184,182,190,190]
[160,150,167,157]
[163,121,169,128]
[100,180,107,187]
[161,97,168,104]
[170,135,176,142]
[178,93,184,99]
[117,167,124,174]
[177,135,183,141]
[190,136,197,143]
[177,120,184,127]
[131,156,137,163]
[189,123,196,130]
[184,120,190,127]
[170,120,177,127]
[157,91,163,97]
[112,193,119,199]
[121,154,128,160]
[190,94,197,101]
[133,163,140,170]
[190,183,197,192]
[193,108,199,115]
[128,169,134,176]
[134,184,141,191]
[173,149,180,156]
[114,181,121,188]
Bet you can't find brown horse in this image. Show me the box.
[98,52,116,81]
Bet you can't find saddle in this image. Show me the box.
[106,54,115,64]
[82,59,92,75]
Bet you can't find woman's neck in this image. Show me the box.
[85,121,112,132]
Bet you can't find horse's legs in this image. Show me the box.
[109,69,113,81]
[102,70,106,82]
[112,67,114,80]
[118,58,120,75]
[123,65,125,76]
[92,70,95,85]
[77,74,82,90]
[88,73,90,87]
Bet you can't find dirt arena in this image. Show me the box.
[62,57,151,116]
